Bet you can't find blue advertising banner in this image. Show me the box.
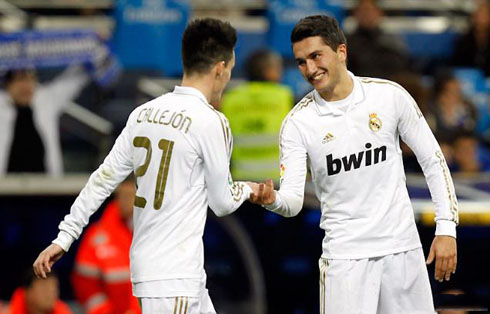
[0,30,97,69]
[267,0,344,58]
[0,29,120,86]
[112,0,189,76]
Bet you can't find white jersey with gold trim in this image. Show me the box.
[52,86,251,284]
[268,72,458,259]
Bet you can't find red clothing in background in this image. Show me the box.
[8,288,71,314]
[72,201,140,314]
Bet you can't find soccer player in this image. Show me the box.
[33,18,253,314]
[250,15,458,313]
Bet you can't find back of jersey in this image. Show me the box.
[52,86,249,287]
[127,87,223,283]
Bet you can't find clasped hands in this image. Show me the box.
[247,179,276,205]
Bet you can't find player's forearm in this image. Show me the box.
[263,190,303,217]
[399,109,458,237]
[54,163,130,251]
[54,126,133,251]
[208,181,252,217]
[419,153,459,238]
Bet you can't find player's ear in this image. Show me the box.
[337,44,347,62]
[214,61,225,78]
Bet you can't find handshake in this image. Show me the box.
[247,179,276,205]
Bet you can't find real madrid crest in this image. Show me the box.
[369,113,382,132]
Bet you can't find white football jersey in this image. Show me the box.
[268,72,458,259]
[53,86,251,283]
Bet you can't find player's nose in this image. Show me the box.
[305,59,317,75]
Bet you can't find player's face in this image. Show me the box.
[293,36,346,95]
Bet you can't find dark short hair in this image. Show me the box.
[245,49,281,81]
[22,268,56,288]
[291,15,346,52]
[433,70,456,97]
[454,129,478,142]
[182,18,237,75]
[3,68,36,86]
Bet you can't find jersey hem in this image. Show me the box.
[321,243,422,260]
[133,289,202,298]
[131,274,203,283]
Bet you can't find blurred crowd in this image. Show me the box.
[0,0,489,313]
[0,0,488,181]
[347,0,490,176]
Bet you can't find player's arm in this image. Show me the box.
[200,113,251,217]
[253,118,307,217]
[395,87,458,282]
[33,119,134,278]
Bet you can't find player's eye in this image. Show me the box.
[312,53,321,60]
[296,59,306,66]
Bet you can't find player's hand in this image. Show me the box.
[249,179,275,205]
[426,235,457,282]
[33,243,65,279]
[247,181,260,196]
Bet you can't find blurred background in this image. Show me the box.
[0,0,489,313]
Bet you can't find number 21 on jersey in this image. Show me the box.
[132,136,174,210]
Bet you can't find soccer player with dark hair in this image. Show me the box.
[34,18,254,314]
[250,15,458,314]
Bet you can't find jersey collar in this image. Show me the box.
[173,86,210,106]
[312,71,366,116]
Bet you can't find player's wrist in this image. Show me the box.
[241,182,253,199]
[52,230,76,252]
[435,220,457,239]
[262,191,281,210]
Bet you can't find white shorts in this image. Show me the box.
[319,248,435,314]
[139,289,216,314]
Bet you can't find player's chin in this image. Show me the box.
[311,79,329,91]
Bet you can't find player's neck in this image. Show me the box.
[318,70,353,102]
[181,74,214,104]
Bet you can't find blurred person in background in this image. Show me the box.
[346,0,410,78]
[430,72,478,140]
[451,130,490,173]
[7,270,71,314]
[221,49,293,182]
[0,66,89,176]
[72,177,140,314]
[439,136,456,172]
[452,0,490,76]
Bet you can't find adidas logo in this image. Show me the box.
[322,132,335,144]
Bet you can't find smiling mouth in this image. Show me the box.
[309,72,326,83]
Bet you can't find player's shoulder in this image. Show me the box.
[286,91,315,120]
[126,94,167,119]
[357,76,407,96]
[357,75,421,114]
[180,96,230,135]
[203,105,230,131]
